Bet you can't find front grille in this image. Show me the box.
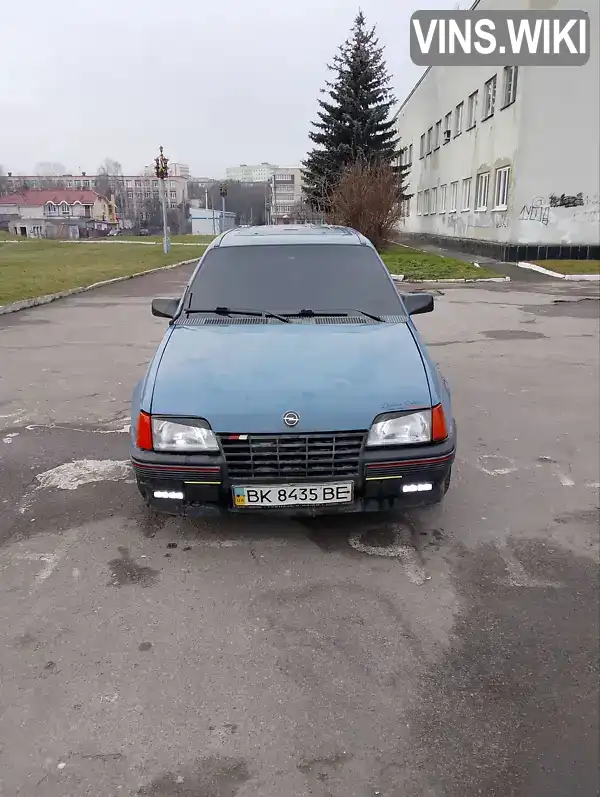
[219,432,366,480]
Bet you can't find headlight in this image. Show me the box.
[366,410,431,446]
[151,418,219,452]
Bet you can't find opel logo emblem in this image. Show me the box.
[283,411,300,427]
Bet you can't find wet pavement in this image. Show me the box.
[1,267,599,796]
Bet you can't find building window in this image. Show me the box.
[426,127,433,154]
[475,172,490,210]
[61,202,70,215]
[170,190,176,199]
[135,180,141,187]
[461,178,472,210]
[449,181,458,211]
[483,76,497,119]
[502,66,518,107]
[127,190,133,198]
[46,202,57,215]
[439,184,447,213]
[416,191,422,215]
[430,187,437,214]
[467,91,478,128]
[443,112,452,144]
[420,134,426,158]
[454,102,463,136]
[82,180,90,188]
[408,143,413,164]
[494,166,510,209]
[423,189,430,215]
[434,120,441,149]
[65,181,73,188]
[144,191,151,198]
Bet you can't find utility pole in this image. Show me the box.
[154,146,170,253]
[219,182,227,233]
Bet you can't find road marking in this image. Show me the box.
[18,459,133,514]
[476,455,518,476]
[35,459,132,491]
[25,422,130,435]
[496,544,563,589]
[348,531,428,585]
[557,471,575,487]
[11,528,80,592]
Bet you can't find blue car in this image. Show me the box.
[130,225,456,516]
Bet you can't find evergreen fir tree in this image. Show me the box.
[303,11,407,211]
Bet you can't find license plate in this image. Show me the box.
[232,482,353,508]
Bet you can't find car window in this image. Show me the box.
[187,243,402,315]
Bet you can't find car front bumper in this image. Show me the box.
[131,428,456,517]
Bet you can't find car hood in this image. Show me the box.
[150,324,432,433]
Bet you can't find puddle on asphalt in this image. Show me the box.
[136,755,251,796]
[519,297,600,319]
[107,546,159,587]
[482,329,548,340]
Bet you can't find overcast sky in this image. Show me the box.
[1,0,468,178]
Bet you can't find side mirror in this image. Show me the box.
[151,297,180,319]
[403,292,434,316]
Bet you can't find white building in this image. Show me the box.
[189,206,236,235]
[226,163,278,183]
[270,167,306,224]
[143,162,190,179]
[395,0,599,261]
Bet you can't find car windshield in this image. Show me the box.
[186,243,403,316]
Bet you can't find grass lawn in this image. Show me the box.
[0,240,206,305]
[534,259,600,275]
[114,234,216,244]
[380,245,497,280]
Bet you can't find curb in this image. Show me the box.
[391,275,510,284]
[0,258,199,316]
[517,261,600,281]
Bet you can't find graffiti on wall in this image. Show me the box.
[549,192,583,208]
[519,197,550,225]
[519,193,599,227]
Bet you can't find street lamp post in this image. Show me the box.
[154,146,170,254]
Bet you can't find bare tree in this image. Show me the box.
[35,161,66,176]
[0,166,9,196]
[95,158,130,224]
[327,160,408,250]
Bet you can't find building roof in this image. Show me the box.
[216,224,369,248]
[0,189,102,206]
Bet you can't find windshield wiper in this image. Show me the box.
[285,308,383,322]
[185,306,290,323]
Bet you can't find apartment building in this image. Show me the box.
[142,161,191,179]
[226,163,278,183]
[3,172,189,217]
[270,167,305,224]
[395,0,599,261]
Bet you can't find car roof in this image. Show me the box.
[212,224,373,248]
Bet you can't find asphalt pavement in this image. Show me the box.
[1,266,599,797]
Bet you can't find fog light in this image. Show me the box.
[153,490,184,500]
[402,483,433,493]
